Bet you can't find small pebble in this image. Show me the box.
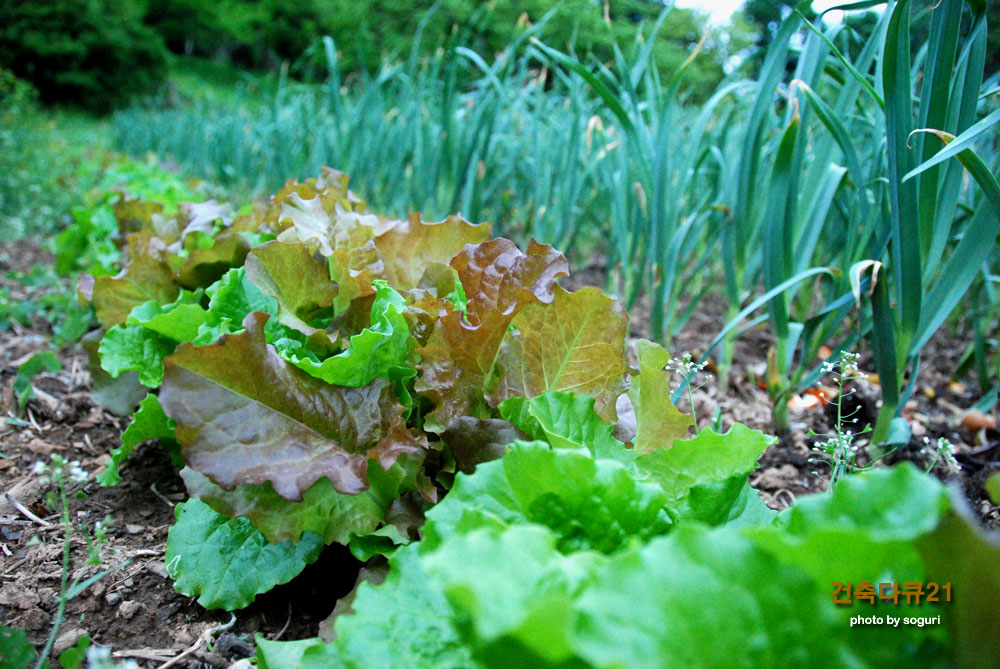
[53,627,87,655]
[146,561,169,579]
[105,592,122,605]
[117,600,142,620]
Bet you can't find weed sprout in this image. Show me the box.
[30,455,116,668]
[922,436,961,476]
[666,353,708,433]
[809,352,872,490]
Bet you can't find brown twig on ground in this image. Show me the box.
[4,492,53,528]
[158,613,237,669]
[150,483,176,508]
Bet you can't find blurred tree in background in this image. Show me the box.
[140,0,728,99]
[0,0,168,113]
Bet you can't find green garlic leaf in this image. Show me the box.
[166,499,323,611]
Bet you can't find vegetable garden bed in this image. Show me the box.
[1,167,998,668]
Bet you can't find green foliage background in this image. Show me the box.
[0,0,168,112]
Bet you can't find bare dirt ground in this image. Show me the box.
[2,241,998,667]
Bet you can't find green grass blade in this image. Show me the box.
[882,0,921,366]
[704,267,835,359]
[903,108,1000,182]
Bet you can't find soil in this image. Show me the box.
[1,240,998,667]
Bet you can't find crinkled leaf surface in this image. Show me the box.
[203,267,277,329]
[181,452,424,546]
[451,238,568,326]
[99,324,176,388]
[99,288,217,389]
[160,312,425,501]
[634,423,773,504]
[499,391,626,460]
[426,440,671,555]
[674,477,777,528]
[166,499,323,610]
[326,221,382,316]
[415,239,568,432]
[277,281,412,387]
[90,232,179,327]
[746,464,950,588]
[627,340,694,453]
[490,286,627,422]
[423,523,599,665]
[181,469,382,546]
[374,213,491,291]
[416,309,513,433]
[243,241,338,335]
[99,393,176,486]
[571,527,849,669]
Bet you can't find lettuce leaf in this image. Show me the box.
[489,285,628,423]
[166,499,323,611]
[160,312,426,501]
[99,393,178,486]
[275,280,412,387]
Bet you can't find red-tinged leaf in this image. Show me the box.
[451,238,569,326]
[415,239,569,432]
[263,168,365,224]
[91,232,179,328]
[416,308,513,433]
[328,224,384,317]
[268,169,391,257]
[405,293,451,344]
[441,417,528,475]
[114,196,164,238]
[488,285,628,423]
[244,241,339,335]
[160,312,426,501]
[177,200,234,239]
[176,231,251,289]
[375,213,491,291]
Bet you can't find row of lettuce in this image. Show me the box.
[43,165,1000,666]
